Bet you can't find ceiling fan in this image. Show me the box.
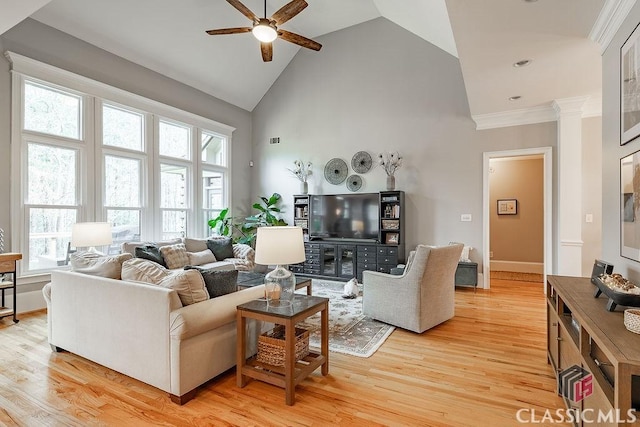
[206,0,322,62]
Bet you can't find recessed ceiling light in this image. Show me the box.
[513,59,532,67]
[509,96,522,101]
[524,0,538,2]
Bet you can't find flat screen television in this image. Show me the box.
[309,193,379,241]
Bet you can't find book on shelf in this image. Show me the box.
[295,220,308,228]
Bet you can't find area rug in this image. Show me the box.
[295,279,395,358]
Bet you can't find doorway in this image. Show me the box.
[482,147,552,289]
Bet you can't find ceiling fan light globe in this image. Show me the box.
[252,24,277,43]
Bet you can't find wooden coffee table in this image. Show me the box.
[236,271,313,295]
[236,294,329,405]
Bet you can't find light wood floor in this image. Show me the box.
[0,279,567,426]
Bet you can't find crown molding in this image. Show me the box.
[473,106,557,130]
[589,0,637,54]
[473,95,602,130]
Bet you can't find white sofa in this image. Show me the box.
[42,270,266,404]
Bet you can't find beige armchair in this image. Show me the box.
[362,244,463,333]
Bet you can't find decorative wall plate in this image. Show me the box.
[351,151,372,174]
[324,158,348,185]
[346,174,362,192]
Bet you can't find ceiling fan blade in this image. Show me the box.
[205,27,252,35]
[261,42,273,62]
[226,0,258,22]
[271,0,308,25]
[278,30,322,51]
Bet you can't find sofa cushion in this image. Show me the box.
[206,237,234,260]
[121,238,181,257]
[187,249,217,266]
[135,244,167,267]
[183,237,208,253]
[158,269,209,305]
[122,258,171,283]
[185,266,238,298]
[70,252,133,279]
[159,243,189,269]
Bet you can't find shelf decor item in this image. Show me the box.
[624,309,640,334]
[377,152,403,190]
[324,158,348,185]
[288,160,312,194]
[257,325,310,367]
[351,151,372,174]
[346,174,362,192]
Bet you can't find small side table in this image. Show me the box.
[236,295,329,405]
[0,253,22,323]
[455,261,478,290]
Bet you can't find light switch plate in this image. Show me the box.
[586,214,593,223]
[461,214,472,222]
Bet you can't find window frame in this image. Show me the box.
[8,51,235,278]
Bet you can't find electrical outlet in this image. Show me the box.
[586,214,593,223]
[461,214,472,222]
[269,137,280,144]
[489,251,493,258]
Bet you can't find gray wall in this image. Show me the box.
[602,3,640,281]
[251,17,559,275]
[0,19,254,250]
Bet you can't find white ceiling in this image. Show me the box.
[19,0,608,116]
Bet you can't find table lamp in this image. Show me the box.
[71,222,113,256]
[254,226,306,306]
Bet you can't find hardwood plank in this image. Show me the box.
[0,279,568,425]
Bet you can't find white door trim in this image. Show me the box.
[482,147,553,289]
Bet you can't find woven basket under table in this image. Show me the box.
[257,325,310,367]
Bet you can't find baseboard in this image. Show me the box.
[3,289,47,314]
[490,260,543,274]
[478,272,485,289]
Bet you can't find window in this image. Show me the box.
[25,143,80,271]
[9,53,234,276]
[24,81,81,140]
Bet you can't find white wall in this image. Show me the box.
[582,116,602,276]
[251,17,560,275]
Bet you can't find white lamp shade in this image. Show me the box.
[71,222,113,247]
[254,226,305,265]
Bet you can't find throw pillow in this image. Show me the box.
[159,243,190,269]
[70,252,133,279]
[206,237,234,260]
[187,249,217,266]
[184,266,238,298]
[135,244,167,268]
[121,258,171,284]
[158,269,209,305]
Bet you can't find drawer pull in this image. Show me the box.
[556,337,562,341]
[552,322,557,326]
[594,358,611,368]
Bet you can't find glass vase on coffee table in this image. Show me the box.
[255,226,306,307]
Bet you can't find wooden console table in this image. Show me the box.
[236,295,329,405]
[547,275,640,425]
[0,253,22,323]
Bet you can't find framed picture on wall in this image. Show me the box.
[497,199,517,215]
[621,22,640,145]
[621,152,640,261]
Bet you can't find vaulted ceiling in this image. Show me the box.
[3,0,613,121]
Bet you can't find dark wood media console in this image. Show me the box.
[291,191,405,281]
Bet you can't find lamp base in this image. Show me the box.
[265,265,295,307]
